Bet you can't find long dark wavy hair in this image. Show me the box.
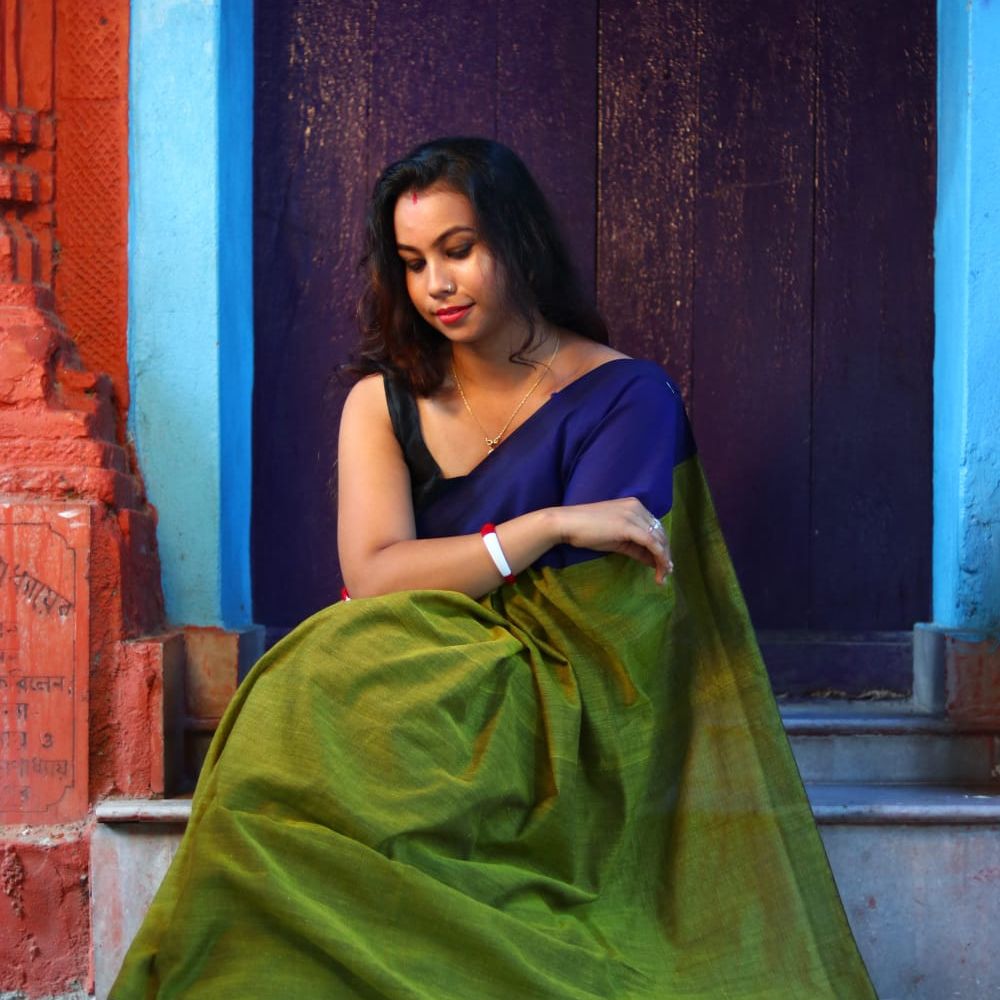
[352,137,608,395]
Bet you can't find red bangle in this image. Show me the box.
[480,523,516,583]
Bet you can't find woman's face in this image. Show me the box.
[393,185,512,348]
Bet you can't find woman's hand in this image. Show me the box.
[553,498,673,584]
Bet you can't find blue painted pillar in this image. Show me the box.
[128,1,254,628]
[934,0,1000,635]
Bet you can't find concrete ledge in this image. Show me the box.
[95,784,1000,829]
[781,703,1000,784]
[792,734,999,786]
[0,992,89,1000]
[781,703,957,733]
[808,783,1000,825]
[95,798,192,824]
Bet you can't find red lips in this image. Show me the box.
[434,305,473,325]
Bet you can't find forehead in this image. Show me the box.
[393,185,477,247]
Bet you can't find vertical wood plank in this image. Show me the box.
[693,0,816,628]
[597,0,698,387]
[252,0,372,626]
[497,1,598,297]
[812,0,934,629]
[367,0,497,189]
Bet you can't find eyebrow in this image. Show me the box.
[396,225,477,253]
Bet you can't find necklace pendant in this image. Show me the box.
[451,335,561,463]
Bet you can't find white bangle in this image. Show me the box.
[479,523,516,583]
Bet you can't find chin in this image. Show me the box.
[434,323,485,344]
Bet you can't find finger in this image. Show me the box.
[632,506,665,539]
[651,531,671,580]
[636,512,671,576]
[624,521,670,581]
[647,515,673,576]
[618,540,656,569]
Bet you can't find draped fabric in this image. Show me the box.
[112,361,875,998]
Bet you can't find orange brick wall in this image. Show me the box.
[52,2,130,416]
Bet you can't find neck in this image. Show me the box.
[451,322,558,389]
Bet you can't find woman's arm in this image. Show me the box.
[336,375,671,599]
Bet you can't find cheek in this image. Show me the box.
[404,269,423,306]
[474,253,500,301]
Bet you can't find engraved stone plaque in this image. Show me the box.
[0,502,90,823]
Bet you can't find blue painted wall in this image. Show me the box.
[935,0,1000,633]
[128,0,254,628]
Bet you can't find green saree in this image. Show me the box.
[112,456,874,998]
[113,361,874,997]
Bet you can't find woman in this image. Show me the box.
[112,138,875,998]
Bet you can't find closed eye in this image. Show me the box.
[446,244,473,260]
[401,258,425,273]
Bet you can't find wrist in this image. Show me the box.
[538,506,566,546]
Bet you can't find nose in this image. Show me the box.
[427,260,455,299]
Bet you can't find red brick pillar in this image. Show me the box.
[1,4,177,995]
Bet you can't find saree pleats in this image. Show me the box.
[111,457,875,998]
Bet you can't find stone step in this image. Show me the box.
[782,701,1000,785]
[92,783,1000,828]
[92,802,187,999]
[183,704,1000,788]
[92,784,1000,1000]
[815,783,1000,1000]
[808,780,1000,823]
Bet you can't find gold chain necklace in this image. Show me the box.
[451,336,561,453]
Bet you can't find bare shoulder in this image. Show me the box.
[342,372,391,425]
[340,374,392,433]
[554,332,630,387]
[339,372,402,463]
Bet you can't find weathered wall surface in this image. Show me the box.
[0,833,91,997]
[935,0,1000,635]
[930,0,1000,723]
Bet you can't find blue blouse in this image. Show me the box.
[385,358,695,569]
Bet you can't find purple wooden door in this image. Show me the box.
[252,1,934,693]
